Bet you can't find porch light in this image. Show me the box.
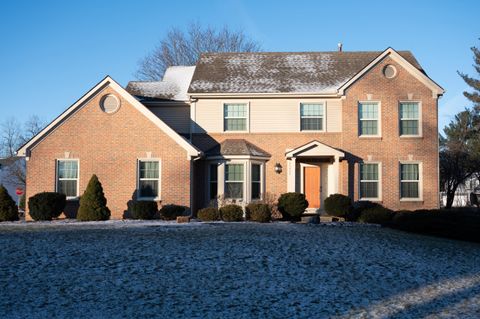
[274,163,283,174]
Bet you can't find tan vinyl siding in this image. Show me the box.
[148,105,190,134]
[194,98,342,133]
[326,99,342,132]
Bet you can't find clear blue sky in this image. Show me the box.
[0,0,478,130]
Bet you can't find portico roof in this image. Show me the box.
[285,140,344,158]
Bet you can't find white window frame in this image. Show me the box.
[399,161,423,201]
[224,161,246,200]
[359,162,382,201]
[299,102,326,132]
[223,101,250,133]
[137,158,161,201]
[358,101,381,138]
[399,101,422,137]
[250,161,265,201]
[56,159,80,200]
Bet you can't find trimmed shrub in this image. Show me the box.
[0,185,18,222]
[219,204,243,222]
[77,175,110,221]
[324,194,352,217]
[197,207,220,221]
[246,203,271,223]
[131,201,158,220]
[359,206,394,224]
[349,200,382,221]
[277,192,308,221]
[28,192,66,221]
[160,204,187,220]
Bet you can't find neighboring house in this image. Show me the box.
[0,156,25,204]
[441,175,480,207]
[17,48,444,220]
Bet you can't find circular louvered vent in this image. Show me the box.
[100,94,120,114]
[383,65,397,79]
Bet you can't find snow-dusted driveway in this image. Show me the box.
[1,221,479,318]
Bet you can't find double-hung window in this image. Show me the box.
[359,102,379,136]
[400,102,420,136]
[209,164,218,200]
[225,163,244,199]
[57,159,79,198]
[224,103,247,131]
[251,164,261,200]
[300,103,324,131]
[138,160,160,199]
[400,163,420,199]
[359,163,380,200]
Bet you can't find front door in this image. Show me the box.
[304,166,321,208]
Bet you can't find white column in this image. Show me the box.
[287,158,296,192]
[333,155,340,193]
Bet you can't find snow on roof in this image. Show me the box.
[126,66,195,101]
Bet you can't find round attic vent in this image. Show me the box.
[383,64,397,79]
[100,94,120,114]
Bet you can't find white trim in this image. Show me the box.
[189,92,340,98]
[358,101,382,138]
[17,76,202,159]
[399,161,423,201]
[222,101,250,133]
[399,100,423,137]
[338,48,445,96]
[358,161,382,201]
[224,161,246,201]
[250,161,264,200]
[55,158,80,200]
[136,158,162,201]
[285,140,344,159]
[299,102,326,132]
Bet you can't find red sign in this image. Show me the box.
[15,188,24,196]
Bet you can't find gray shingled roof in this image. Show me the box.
[206,139,271,157]
[188,51,423,94]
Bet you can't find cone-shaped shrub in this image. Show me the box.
[77,175,110,221]
[0,185,18,221]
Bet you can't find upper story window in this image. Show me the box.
[359,102,380,136]
[138,160,160,199]
[359,163,380,200]
[300,103,324,131]
[56,159,79,198]
[225,163,244,199]
[400,163,421,199]
[224,103,247,131]
[400,102,420,136]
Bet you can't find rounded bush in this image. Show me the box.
[324,194,352,217]
[197,207,220,221]
[219,204,243,222]
[131,201,158,220]
[350,200,382,221]
[28,192,66,221]
[277,192,308,221]
[0,185,18,222]
[246,203,271,223]
[160,204,187,220]
[359,206,394,224]
[77,175,110,221]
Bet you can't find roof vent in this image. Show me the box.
[338,43,343,52]
[100,94,121,114]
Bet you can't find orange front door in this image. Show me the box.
[304,166,321,208]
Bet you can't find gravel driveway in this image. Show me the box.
[1,221,479,318]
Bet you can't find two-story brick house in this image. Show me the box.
[18,48,444,219]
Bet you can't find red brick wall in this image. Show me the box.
[192,56,440,211]
[26,86,191,220]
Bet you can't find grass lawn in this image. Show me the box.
[1,221,479,318]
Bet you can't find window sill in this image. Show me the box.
[300,130,326,133]
[66,197,79,201]
[359,198,382,202]
[399,135,423,139]
[223,131,249,134]
[400,198,423,202]
[358,136,382,139]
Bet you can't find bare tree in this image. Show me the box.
[136,22,262,80]
[0,117,22,158]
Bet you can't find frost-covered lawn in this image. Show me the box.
[1,221,480,318]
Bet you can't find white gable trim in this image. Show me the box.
[337,48,445,96]
[285,140,344,158]
[17,76,202,159]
